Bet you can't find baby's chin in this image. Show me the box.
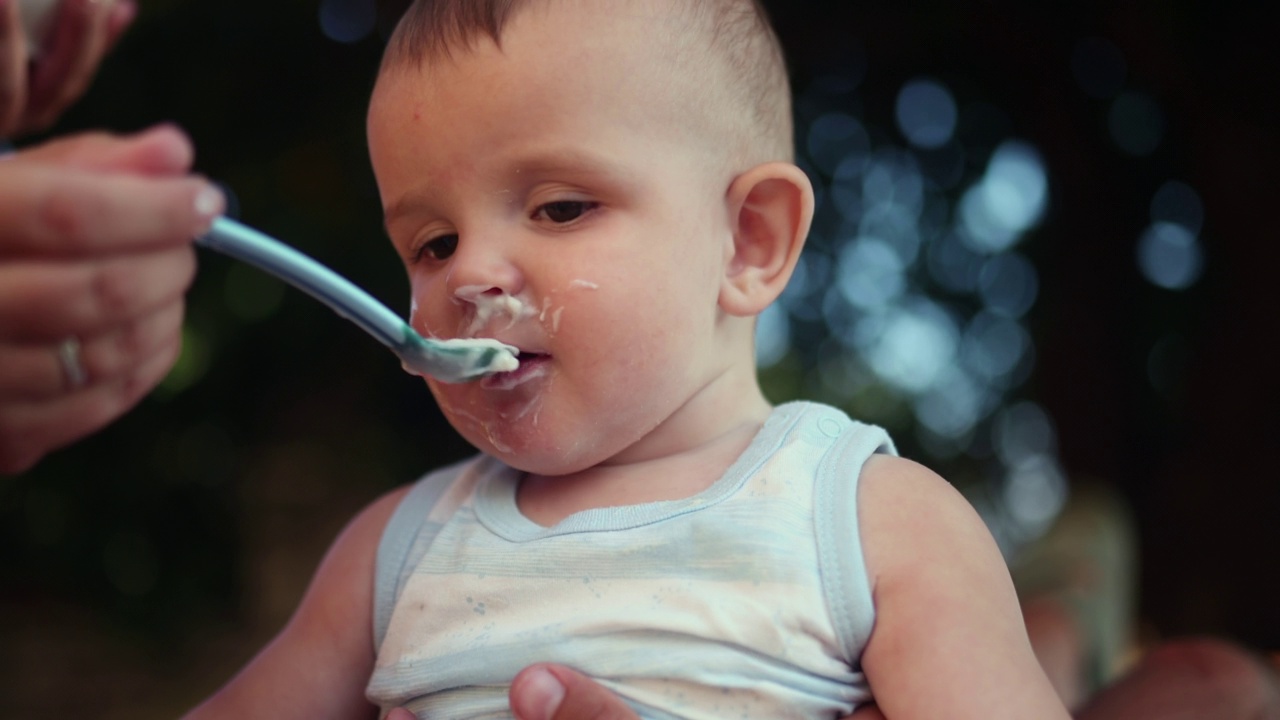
[465,426,616,477]
[484,441,599,476]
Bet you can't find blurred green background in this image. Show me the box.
[2,0,1277,716]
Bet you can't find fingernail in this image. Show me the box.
[194,184,225,218]
[513,667,565,720]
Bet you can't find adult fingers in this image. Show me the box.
[0,163,222,257]
[845,703,887,720]
[0,327,180,474]
[0,244,195,340]
[17,123,195,176]
[0,0,31,136]
[21,0,122,134]
[510,664,639,720]
[104,0,135,47]
[0,299,183,399]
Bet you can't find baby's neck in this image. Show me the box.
[516,400,771,527]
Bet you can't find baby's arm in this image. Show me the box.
[855,455,1070,719]
[183,486,410,720]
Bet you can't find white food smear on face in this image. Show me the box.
[535,279,599,335]
[450,407,513,454]
[455,285,537,336]
[537,298,566,334]
[402,295,520,381]
[430,282,600,450]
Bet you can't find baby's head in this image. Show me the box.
[381,0,794,170]
[368,0,813,475]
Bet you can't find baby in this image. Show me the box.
[187,0,1070,718]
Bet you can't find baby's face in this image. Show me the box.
[368,3,740,475]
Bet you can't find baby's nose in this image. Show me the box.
[444,239,523,302]
[452,285,536,335]
[454,284,508,303]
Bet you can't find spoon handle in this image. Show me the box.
[195,216,517,382]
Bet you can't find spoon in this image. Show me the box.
[195,216,519,383]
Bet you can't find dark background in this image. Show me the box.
[1,0,1276,716]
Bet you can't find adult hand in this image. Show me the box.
[379,664,640,720]
[0,124,224,473]
[504,665,873,720]
[384,664,878,719]
[509,664,639,720]
[1,0,137,137]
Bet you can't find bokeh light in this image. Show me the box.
[756,302,791,369]
[895,78,958,149]
[1138,221,1204,290]
[1137,179,1205,291]
[960,141,1048,253]
[761,68,1072,557]
[1150,180,1204,236]
[319,0,376,43]
[1109,91,1165,156]
[978,252,1039,318]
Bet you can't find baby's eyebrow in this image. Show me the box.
[383,197,432,233]
[508,148,624,179]
[509,152,641,203]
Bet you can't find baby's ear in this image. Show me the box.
[719,162,815,316]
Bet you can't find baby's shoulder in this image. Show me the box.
[857,453,957,508]
[856,454,1002,583]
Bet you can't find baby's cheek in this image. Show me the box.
[408,278,447,337]
[537,297,567,335]
[408,296,436,336]
[540,278,603,336]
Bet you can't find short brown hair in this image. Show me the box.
[380,0,794,166]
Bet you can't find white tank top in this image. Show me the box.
[366,401,895,719]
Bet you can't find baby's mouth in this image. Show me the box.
[480,351,551,390]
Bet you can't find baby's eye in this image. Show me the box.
[534,200,597,224]
[416,234,459,262]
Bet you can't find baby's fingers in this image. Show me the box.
[0,328,180,474]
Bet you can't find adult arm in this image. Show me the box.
[0,125,223,473]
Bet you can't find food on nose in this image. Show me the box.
[455,286,537,335]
